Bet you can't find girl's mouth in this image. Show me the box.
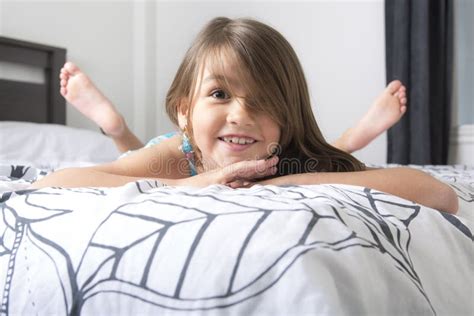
[218,137,257,152]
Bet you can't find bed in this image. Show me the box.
[0,37,473,315]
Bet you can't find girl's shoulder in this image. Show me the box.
[148,132,186,160]
[98,132,189,180]
[146,132,197,177]
[118,132,196,178]
[144,132,180,148]
[119,132,183,160]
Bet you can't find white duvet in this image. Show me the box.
[0,163,472,315]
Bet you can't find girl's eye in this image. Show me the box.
[211,89,229,100]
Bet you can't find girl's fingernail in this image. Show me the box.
[266,155,276,161]
[266,166,277,174]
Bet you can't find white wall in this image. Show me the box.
[1,0,387,165]
[453,0,473,126]
[449,0,474,165]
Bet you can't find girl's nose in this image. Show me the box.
[226,100,254,126]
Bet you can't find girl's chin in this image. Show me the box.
[201,159,240,171]
[221,156,263,167]
[200,153,265,170]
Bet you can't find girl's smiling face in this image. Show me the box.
[188,61,281,171]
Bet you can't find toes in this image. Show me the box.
[60,87,67,96]
[395,87,406,98]
[401,97,407,104]
[60,79,67,86]
[400,105,407,114]
[387,80,403,94]
[64,61,80,75]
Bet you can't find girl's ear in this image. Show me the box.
[177,98,189,130]
[178,112,187,130]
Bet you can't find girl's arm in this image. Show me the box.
[32,134,188,188]
[32,158,279,189]
[258,167,458,214]
[31,167,179,188]
[32,133,279,189]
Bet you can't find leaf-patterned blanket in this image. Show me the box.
[0,164,472,315]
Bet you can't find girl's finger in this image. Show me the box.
[224,157,278,182]
[227,179,245,188]
[226,180,255,189]
[242,181,256,188]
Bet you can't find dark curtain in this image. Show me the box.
[385,0,453,164]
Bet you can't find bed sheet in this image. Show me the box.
[0,163,472,315]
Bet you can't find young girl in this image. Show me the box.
[33,17,458,214]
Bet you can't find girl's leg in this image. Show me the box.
[60,62,144,153]
[332,80,407,153]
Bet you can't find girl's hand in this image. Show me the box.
[174,156,279,188]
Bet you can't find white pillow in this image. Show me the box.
[0,121,120,169]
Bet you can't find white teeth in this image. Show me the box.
[221,136,256,144]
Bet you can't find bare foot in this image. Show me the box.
[60,62,125,137]
[344,80,407,152]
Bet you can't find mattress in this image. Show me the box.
[0,162,472,315]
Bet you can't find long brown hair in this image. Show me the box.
[166,17,365,174]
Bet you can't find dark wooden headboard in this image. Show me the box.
[0,36,66,124]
